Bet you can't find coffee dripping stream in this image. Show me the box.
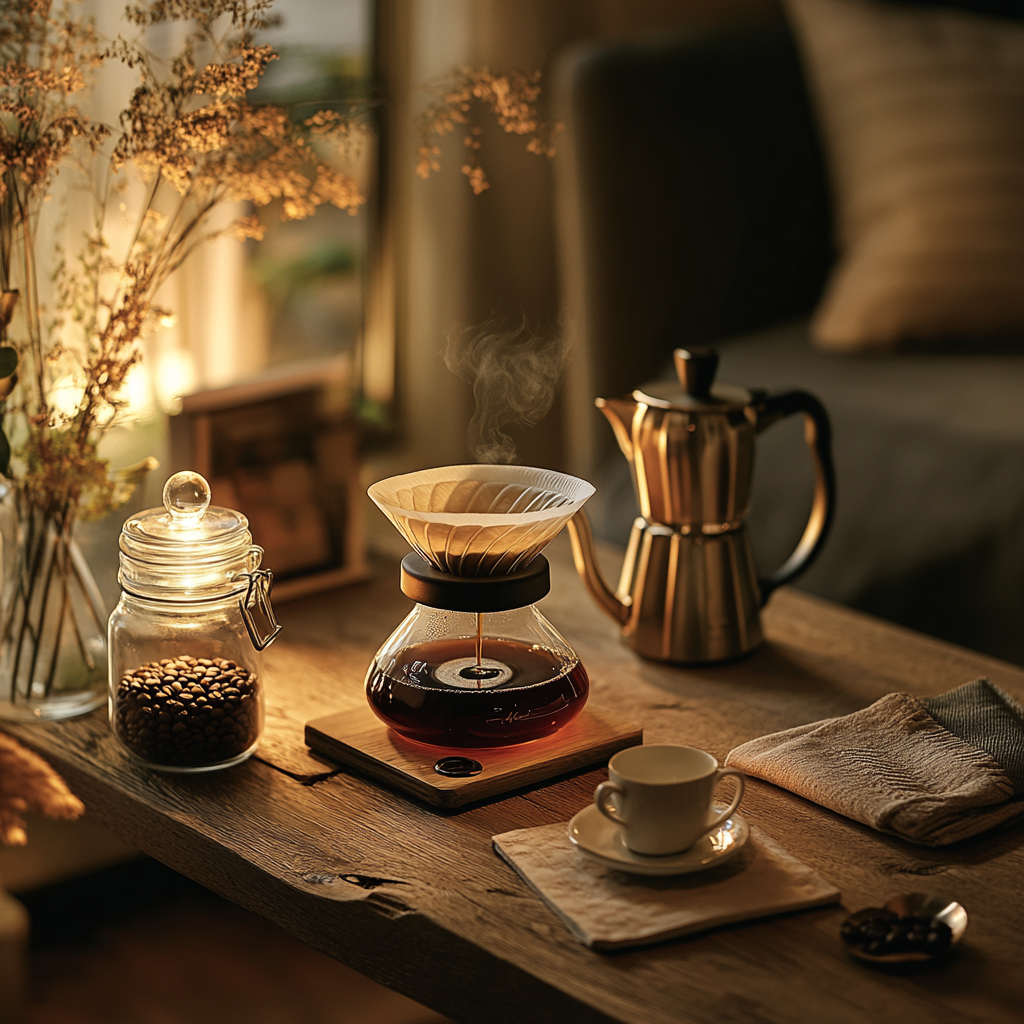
[365,465,595,747]
[473,613,486,678]
[440,610,495,687]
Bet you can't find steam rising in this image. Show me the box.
[445,317,569,464]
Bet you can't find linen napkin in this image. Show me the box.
[492,823,839,951]
[726,678,1024,846]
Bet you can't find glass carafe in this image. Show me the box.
[366,598,589,748]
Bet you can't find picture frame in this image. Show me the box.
[170,357,370,601]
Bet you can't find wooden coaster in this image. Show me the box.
[304,705,642,809]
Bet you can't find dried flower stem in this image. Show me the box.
[415,65,561,194]
[0,498,101,701]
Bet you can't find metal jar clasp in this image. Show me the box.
[239,568,283,651]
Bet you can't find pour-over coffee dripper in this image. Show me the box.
[365,465,595,747]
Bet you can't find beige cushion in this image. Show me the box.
[786,0,1024,351]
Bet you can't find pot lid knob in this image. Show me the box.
[674,347,719,399]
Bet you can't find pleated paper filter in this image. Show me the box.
[368,465,595,575]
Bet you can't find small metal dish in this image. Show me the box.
[841,892,968,964]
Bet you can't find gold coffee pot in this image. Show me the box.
[567,348,834,663]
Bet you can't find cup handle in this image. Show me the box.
[594,781,627,826]
[703,768,745,837]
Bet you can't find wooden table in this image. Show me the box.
[6,536,1024,1024]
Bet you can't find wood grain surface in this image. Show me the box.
[4,534,1024,1024]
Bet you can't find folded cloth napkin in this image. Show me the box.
[492,823,839,951]
[726,678,1024,846]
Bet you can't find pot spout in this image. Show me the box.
[595,396,638,465]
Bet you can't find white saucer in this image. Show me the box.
[567,803,749,876]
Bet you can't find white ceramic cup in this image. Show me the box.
[594,744,745,856]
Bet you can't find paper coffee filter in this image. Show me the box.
[368,464,595,575]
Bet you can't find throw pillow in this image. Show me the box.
[785,0,1024,350]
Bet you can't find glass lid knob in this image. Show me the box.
[163,471,212,524]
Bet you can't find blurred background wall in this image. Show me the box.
[372,0,781,488]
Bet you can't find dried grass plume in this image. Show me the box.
[0,730,84,846]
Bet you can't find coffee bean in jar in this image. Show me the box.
[114,656,260,769]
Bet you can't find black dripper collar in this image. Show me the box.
[400,552,550,612]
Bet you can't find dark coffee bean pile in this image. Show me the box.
[841,908,953,958]
[114,656,259,768]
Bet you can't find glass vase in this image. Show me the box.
[0,482,108,721]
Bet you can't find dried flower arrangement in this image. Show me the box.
[0,0,367,712]
[0,730,83,845]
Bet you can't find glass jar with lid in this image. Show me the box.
[108,471,281,772]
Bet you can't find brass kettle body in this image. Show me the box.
[567,348,835,663]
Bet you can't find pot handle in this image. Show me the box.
[752,390,835,604]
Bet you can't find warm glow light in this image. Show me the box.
[159,315,177,329]
[121,361,156,421]
[154,348,197,414]
[49,373,85,418]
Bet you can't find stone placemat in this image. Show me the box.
[492,821,840,951]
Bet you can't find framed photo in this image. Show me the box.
[170,358,369,601]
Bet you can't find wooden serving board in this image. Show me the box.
[304,704,642,809]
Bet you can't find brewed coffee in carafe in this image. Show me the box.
[366,466,595,748]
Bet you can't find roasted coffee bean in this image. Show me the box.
[840,908,896,937]
[114,654,260,768]
[841,908,953,957]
